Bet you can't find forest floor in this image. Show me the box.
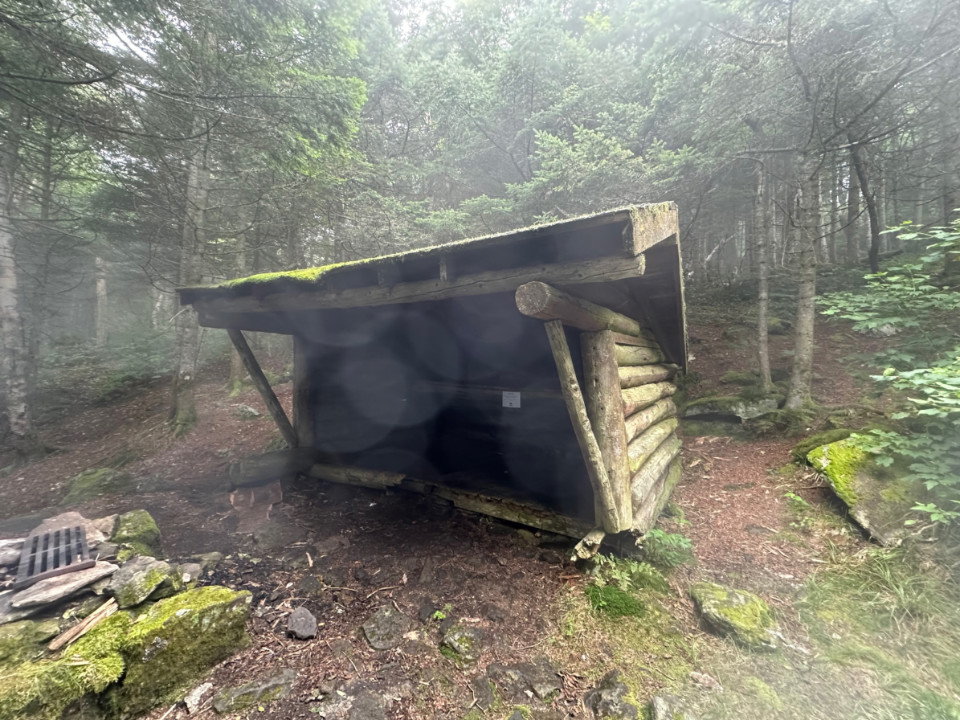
[2,292,960,719]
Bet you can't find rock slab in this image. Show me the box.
[362,605,413,650]
[441,625,483,664]
[690,582,778,650]
[10,561,118,609]
[106,556,182,608]
[111,509,163,561]
[212,668,298,713]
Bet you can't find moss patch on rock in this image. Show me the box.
[682,394,780,421]
[61,468,134,506]
[104,586,251,718]
[585,584,646,618]
[111,510,162,561]
[0,619,61,666]
[791,429,854,463]
[806,439,867,506]
[690,582,778,651]
[0,612,131,720]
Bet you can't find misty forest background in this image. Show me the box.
[1,0,959,476]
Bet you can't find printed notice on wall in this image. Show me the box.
[502,391,521,408]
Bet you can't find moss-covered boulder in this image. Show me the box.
[0,611,131,720]
[807,440,918,547]
[105,557,183,609]
[103,586,251,719]
[682,394,780,421]
[690,582,779,651]
[0,618,60,666]
[110,510,162,561]
[61,469,134,506]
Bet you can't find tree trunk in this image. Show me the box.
[171,122,210,436]
[845,155,860,265]
[0,145,37,455]
[850,142,882,273]
[754,162,773,392]
[227,232,248,396]
[785,154,820,410]
[95,256,108,349]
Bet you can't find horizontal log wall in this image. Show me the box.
[614,331,684,534]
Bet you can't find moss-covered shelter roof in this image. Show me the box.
[177,203,687,365]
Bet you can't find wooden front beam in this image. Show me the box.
[195,254,645,319]
[227,328,298,449]
[307,464,592,538]
[543,320,622,533]
[581,330,633,529]
[516,281,645,336]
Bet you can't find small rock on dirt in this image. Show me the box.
[441,625,483,664]
[418,599,439,623]
[183,682,213,714]
[233,404,261,419]
[649,694,695,720]
[362,605,414,650]
[287,606,318,640]
[296,575,323,595]
[583,670,639,719]
[315,535,350,554]
[689,582,779,651]
[516,657,561,700]
[481,601,505,622]
[252,514,307,550]
[469,674,495,710]
[211,668,298,713]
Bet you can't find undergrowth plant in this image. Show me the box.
[640,529,694,569]
[820,219,960,526]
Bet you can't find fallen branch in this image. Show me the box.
[48,598,118,652]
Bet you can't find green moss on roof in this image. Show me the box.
[183,204,661,296]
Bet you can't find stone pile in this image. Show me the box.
[0,509,248,720]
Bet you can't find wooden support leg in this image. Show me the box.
[543,320,621,533]
[227,328,298,449]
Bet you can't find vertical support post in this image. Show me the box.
[292,335,315,448]
[227,328,298,448]
[543,320,621,533]
[582,330,633,528]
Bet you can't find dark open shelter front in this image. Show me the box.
[178,204,687,543]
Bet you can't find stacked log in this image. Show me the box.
[516,281,684,534]
[616,334,683,532]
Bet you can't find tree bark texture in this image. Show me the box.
[785,154,820,410]
[581,330,633,529]
[754,163,773,392]
[845,154,861,265]
[850,142,882,273]
[543,320,621,532]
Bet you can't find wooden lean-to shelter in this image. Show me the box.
[178,204,687,545]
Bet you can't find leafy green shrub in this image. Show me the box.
[593,554,670,593]
[820,220,960,526]
[585,584,645,618]
[640,529,694,569]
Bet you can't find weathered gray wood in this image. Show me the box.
[544,320,622,533]
[618,364,678,388]
[625,202,679,256]
[226,328,298,448]
[516,282,644,335]
[621,382,677,417]
[306,464,591,538]
[229,449,327,486]
[581,330,633,528]
[627,418,678,473]
[614,344,665,366]
[308,463,405,489]
[625,398,677,442]
[633,457,683,532]
[196,254,645,318]
[630,435,681,512]
[292,336,314,447]
[573,529,606,560]
[609,331,660,349]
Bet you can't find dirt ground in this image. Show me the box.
[0,298,943,720]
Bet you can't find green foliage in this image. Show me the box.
[592,554,670,594]
[821,222,960,525]
[585,584,646,618]
[639,529,694,569]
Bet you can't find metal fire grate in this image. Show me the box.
[14,525,95,589]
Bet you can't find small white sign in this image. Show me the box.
[502,391,522,408]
